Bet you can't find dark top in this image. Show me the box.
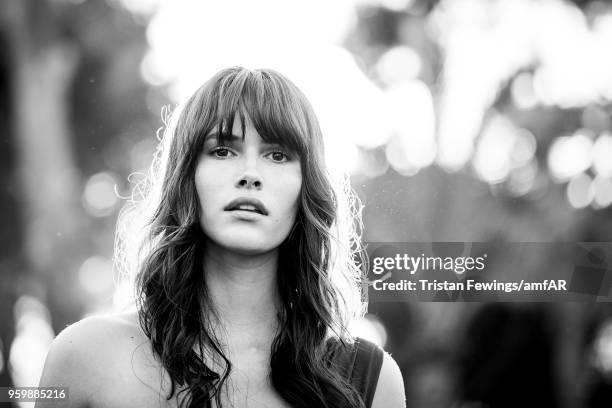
[328,337,384,408]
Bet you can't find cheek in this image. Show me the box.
[282,170,302,212]
[282,176,302,227]
[267,168,301,225]
[194,168,205,208]
[194,163,219,214]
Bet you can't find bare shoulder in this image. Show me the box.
[371,351,406,408]
[37,311,166,408]
[50,311,141,352]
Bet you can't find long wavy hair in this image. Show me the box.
[114,67,367,408]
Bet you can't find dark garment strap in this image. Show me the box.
[349,338,384,408]
[327,337,384,407]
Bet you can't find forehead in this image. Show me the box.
[223,113,249,134]
[205,114,287,147]
[204,115,250,141]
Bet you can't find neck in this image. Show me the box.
[202,239,281,348]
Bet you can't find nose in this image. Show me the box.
[235,159,262,189]
[237,174,261,189]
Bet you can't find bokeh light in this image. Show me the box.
[143,0,357,99]
[129,137,158,173]
[592,175,612,209]
[78,256,114,296]
[0,339,4,375]
[383,81,436,175]
[594,318,612,375]
[511,72,538,110]
[566,173,594,209]
[375,45,422,85]
[9,296,54,388]
[506,159,539,197]
[82,171,120,217]
[548,132,594,183]
[592,131,612,177]
[472,115,537,185]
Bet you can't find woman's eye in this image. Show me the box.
[210,147,233,158]
[268,151,289,163]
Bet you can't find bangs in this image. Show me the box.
[205,69,311,156]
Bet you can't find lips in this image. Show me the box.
[224,197,268,215]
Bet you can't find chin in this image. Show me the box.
[225,242,278,256]
[216,233,281,255]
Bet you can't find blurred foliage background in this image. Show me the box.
[1,0,612,407]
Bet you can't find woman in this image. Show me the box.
[37,67,405,408]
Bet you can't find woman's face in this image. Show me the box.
[195,114,302,255]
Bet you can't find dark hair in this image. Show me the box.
[115,67,366,407]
